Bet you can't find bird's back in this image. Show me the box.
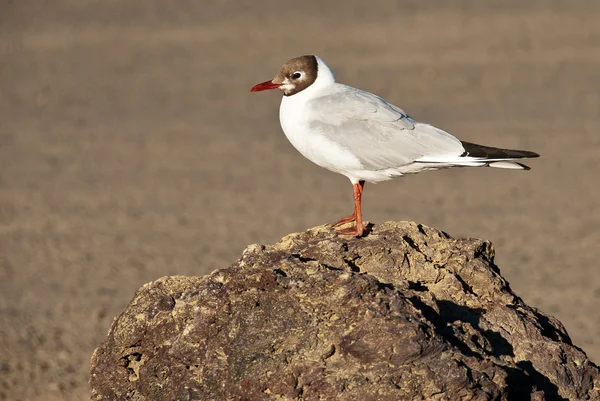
[297,84,465,172]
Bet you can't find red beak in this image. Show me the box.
[250,80,281,92]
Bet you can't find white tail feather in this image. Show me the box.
[415,156,531,170]
[488,161,528,170]
[418,156,524,164]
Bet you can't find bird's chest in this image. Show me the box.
[279,99,361,172]
[279,115,315,159]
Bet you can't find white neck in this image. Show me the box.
[313,56,336,87]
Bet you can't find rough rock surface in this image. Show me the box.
[90,222,600,400]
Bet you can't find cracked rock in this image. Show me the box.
[90,221,600,400]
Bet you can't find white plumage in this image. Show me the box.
[251,55,539,236]
[278,56,530,184]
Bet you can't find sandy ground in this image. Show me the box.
[0,1,599,400]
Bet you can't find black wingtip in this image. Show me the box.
[461,141,540,159]
[516,150,540,159]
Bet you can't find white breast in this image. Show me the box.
[279,95,364,175]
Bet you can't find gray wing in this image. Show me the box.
[307,86,465,170]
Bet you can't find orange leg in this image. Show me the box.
[329,181,365,227]
[335,181,365,237]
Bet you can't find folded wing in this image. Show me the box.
[307,86,466,171]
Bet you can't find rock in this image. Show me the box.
[90,221,600,401]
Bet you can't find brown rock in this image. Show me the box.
[90,222,600,400]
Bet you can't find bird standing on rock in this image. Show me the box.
[251,55,539,237]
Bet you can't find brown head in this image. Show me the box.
[251,55,320,96]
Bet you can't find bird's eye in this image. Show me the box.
[292,72,302,79]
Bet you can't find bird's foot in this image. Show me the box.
[329,215,356,228]
[335,223,365,237]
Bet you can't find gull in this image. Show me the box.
[251,55,539,236]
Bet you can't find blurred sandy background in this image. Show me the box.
[0,1,599,400]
